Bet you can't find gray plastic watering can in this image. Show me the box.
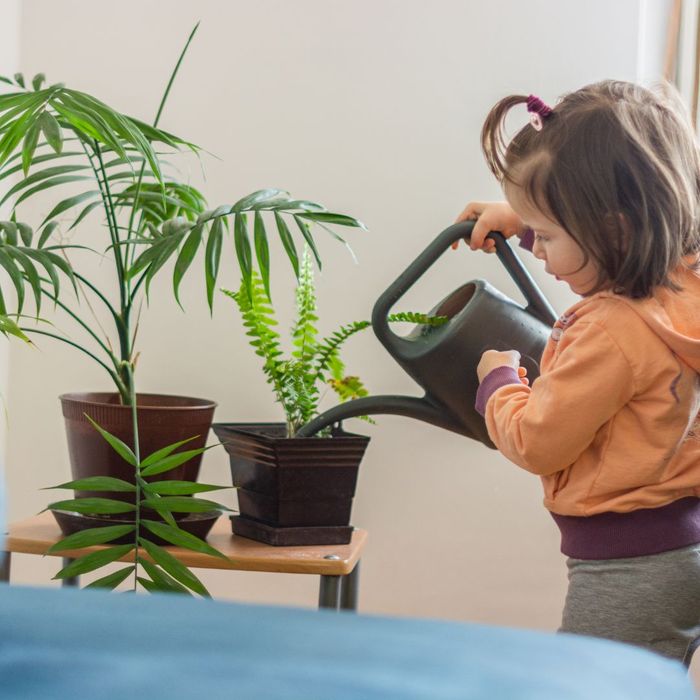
[296,220,557,447]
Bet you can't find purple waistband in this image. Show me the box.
[551,497,700,560]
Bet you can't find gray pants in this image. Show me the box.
[560,543,700,665]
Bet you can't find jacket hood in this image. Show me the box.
[614,264,700,373]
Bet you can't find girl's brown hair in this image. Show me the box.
[482,80,700,298]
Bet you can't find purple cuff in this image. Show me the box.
[519,227,535,251]
[475,366,521,416]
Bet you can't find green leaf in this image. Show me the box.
[21,120,40,175]
[234,212,252,296]
[232,188,286,212]
[139,496,226,514]
[47,498,135,515]
[31,73,45,91]
[67,200,102,231]
[9,175,94,209]
[4,248,41,313]
[53,544,133,579]
[139,446,210,477]
[136,576,159,592]
[83,414,137,465]
[40,190,100,227]
[0,248,25,312]
[173,223,202,306]
[145,481,229,496]
[0,163,90,206]
[47,524,135,553]
[293,215,322,271]
[138,537,209,596]
[254,211,271,300]
[85,565,135,590]
[0,314,30,342]
[297,211,367,229]
[37,220,59,248]
[139,435,199,469]
[138,558,191,595]
[45,476,136,492]
[204,217,223,311]
[0,106,46,168]
[16,222,32,246]
[38,111,62,153]
[274,212,299,278]
[0,220,18,245]
[142,519,228,559]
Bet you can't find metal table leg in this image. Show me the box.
[318,575,341,609]
[0,551,10,583]
[340,561,360,611]
[61,557,79,588]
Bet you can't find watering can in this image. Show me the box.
[295,220,557,447]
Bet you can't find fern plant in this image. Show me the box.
[224,249,447,437]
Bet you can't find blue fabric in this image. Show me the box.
[0,584,694,699]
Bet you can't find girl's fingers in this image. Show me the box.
[455,202,483,223]
[518,366,529,385]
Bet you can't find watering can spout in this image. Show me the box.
[294,395,469,438]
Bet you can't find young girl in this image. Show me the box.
[456,81,700,665]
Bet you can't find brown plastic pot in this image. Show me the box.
[60,392,217,505]
[212,422,369,545]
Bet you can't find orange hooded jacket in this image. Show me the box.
[483,264,700,517]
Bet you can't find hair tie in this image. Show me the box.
[527,94,553,131]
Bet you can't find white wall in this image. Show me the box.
[6,0,643,633]
[0,0,21,531]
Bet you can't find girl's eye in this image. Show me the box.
[534,233,548,242]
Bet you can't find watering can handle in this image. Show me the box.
[372,220,557,349]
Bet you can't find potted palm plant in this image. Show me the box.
[213,249,446,545]
[0,25,364,525]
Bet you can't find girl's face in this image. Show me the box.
[505,184,600,296]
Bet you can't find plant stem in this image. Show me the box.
[93,141,127,311]
[73,272,121,323]
[20,327,129,399]
[39,287,118,365]
[125,363,142,593]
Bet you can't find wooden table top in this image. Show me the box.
[4,511,367,576]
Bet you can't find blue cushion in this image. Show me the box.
[0,583,693,699]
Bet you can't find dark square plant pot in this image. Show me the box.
[212,423,370,545]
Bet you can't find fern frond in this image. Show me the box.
[276,359,319,435]
[222,277,284,392]
[291,247,319,372]
[328,374,369,401]
[314,320,371,381]
[386,311,448,326]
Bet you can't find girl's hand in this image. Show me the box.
[453,201,526,253]
[477,349,529,385]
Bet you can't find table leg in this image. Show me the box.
[340,561,360,611]
[318,575,341,609]
[0,551,10,582]
[61,557,79,588]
